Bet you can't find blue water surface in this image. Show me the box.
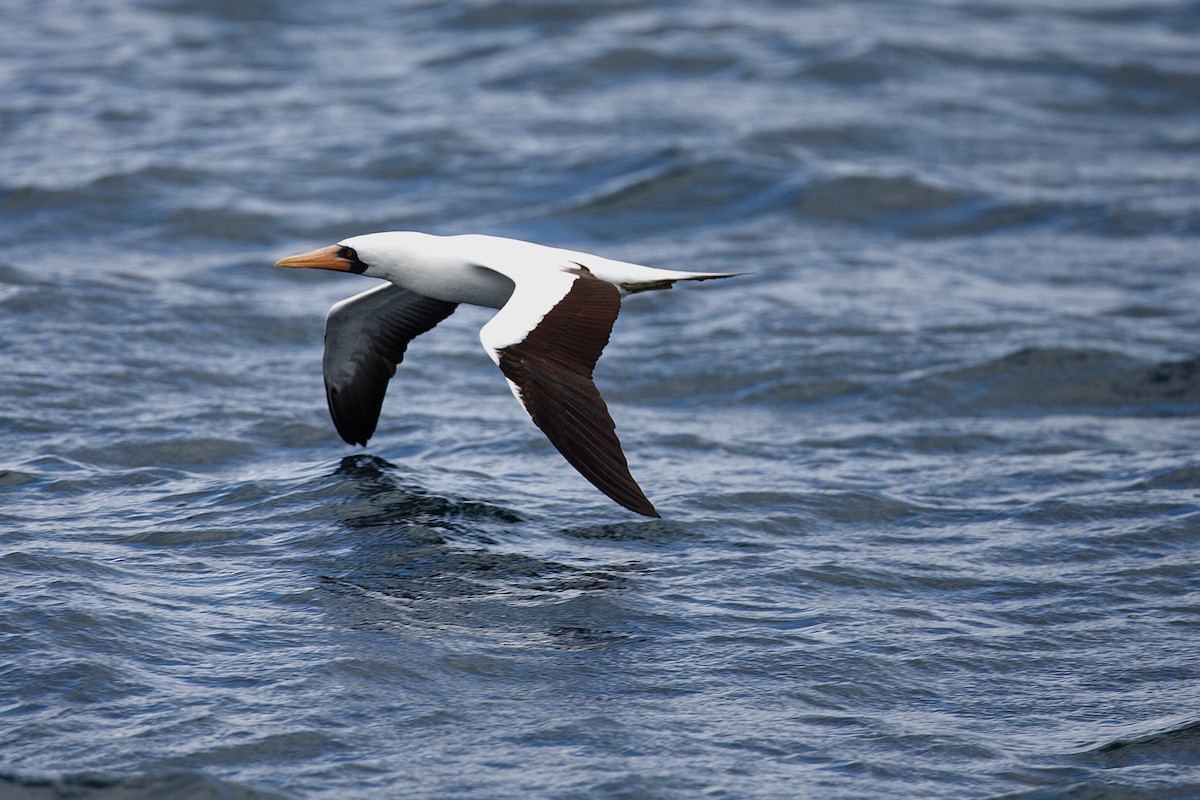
[2,1,1200,798]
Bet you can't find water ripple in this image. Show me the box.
[4,0,1200,798]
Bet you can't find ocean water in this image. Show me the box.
[3,0,1200,798]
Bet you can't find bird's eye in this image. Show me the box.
[337,246,368,274]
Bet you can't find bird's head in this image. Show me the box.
[275,232,432,281]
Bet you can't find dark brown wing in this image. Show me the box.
[491,273,658,517]
[323,284,457,446]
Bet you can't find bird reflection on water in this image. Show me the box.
[317,454,649,652]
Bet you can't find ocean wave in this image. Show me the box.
[897,347,1200,415]
[539,152,1197,240]
[0,770,292,800]
[4,0,1200,797]
[1082,719,1200,767]
[542,154,793,237]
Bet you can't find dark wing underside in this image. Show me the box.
[494,273,659,517]
[323,283,457,446]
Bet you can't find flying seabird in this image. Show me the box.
[276,232,738,517]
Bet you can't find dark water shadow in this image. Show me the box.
[314,455,650,649]
[556,516,685,543]
[329,453,523,531]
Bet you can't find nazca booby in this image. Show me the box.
[276,231,738,517]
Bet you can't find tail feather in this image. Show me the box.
[620,271,743,294]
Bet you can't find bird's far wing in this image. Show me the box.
[479,266,659,517]
[323,283,457,446]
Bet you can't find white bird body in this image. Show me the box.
[342,231,732,306]
[276,231,739,517]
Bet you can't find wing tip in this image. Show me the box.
[633,501,662,518]
[605,482,660,518]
